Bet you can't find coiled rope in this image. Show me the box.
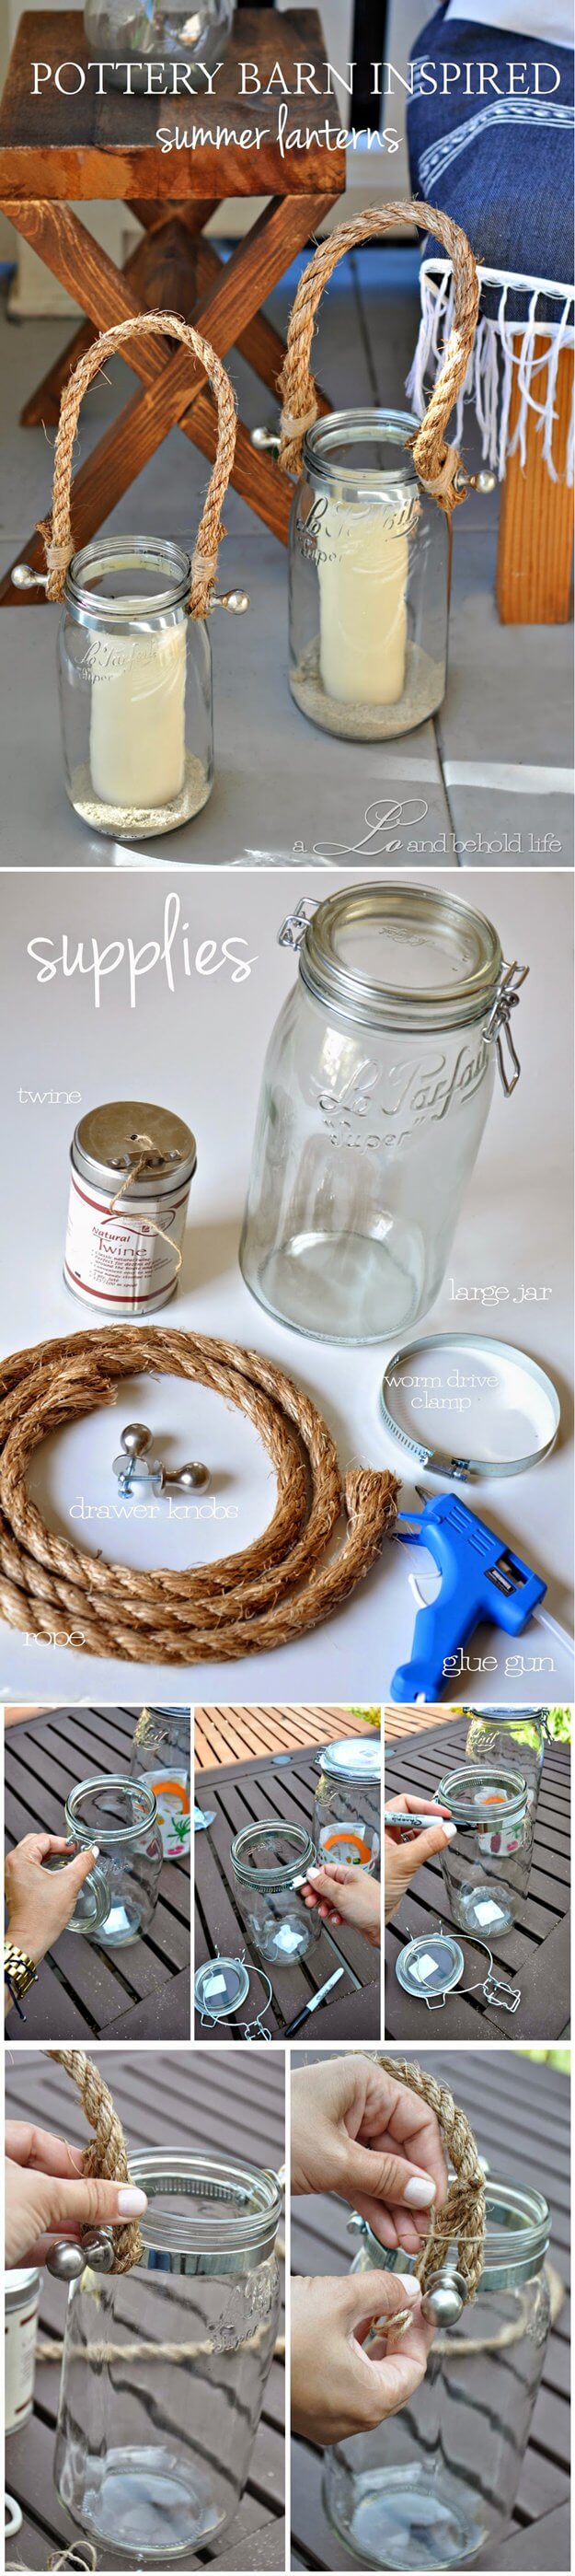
[0,1328,397,1664]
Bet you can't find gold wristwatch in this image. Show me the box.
[5,1940,39,2003]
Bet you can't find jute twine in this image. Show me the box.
[0,1327,397,1664]
[37,311,238,613]
[375,2054,487,2299]
[278,199,479,513]
[108,1135,184,1278]
[48,2048,144,2270]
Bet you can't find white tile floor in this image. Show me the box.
[0,249,572,868]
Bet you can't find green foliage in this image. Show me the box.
[349,1706,380,1729]
[520,2048,570,2071]
[546,1707,571,1740]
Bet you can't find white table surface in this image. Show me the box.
[0,862,572,1704]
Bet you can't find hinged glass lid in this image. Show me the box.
[282,883,506,1032]
[318,1736,381,1781]
[122,2149,282,2274]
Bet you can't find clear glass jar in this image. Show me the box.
[58,538,213,839]
[323,2178,551,2570]
[289,411,447,742]
[54,2146,282,2560]
[314,1737,381,1876]
[230,1822,320,1967]
[435,1763,535,1935]
[131,1708,191,1857]
[239,882,526,1343]
[465,1706,549,1819]
[83,1,234,89]
[64,1777,164,1946]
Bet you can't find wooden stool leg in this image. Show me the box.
[497,342,574,623]
[19,198,220,426]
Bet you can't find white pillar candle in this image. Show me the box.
[89,621,187,808]
[318,502,409,708]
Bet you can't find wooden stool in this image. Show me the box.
[497,339,574,624]
[0,7,345,600]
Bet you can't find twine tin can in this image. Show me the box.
[64,1099,197,1316]
[5,2269,41,2433]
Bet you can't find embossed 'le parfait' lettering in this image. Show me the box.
[315,1040,488,1150]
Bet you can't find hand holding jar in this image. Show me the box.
[5,1834,100,2013]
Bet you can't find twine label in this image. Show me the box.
[64,1166,190,1315]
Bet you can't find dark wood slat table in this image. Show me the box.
[0,8,344,601]
[385,1719,570,2041]
[5,1704,190,2040]
[291,2047,570,2572]
[5,2046,284,2572]
[195,1742,381,2042]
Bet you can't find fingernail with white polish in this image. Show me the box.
[404,2176,436,2207]
[91,1845,100,1858]
[306,1867,322,1880]
[117,2187,148,2216]
[442,1822,457,1840]
[397,2274,420,2299]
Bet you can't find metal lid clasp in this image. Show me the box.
[484,960,529,1095]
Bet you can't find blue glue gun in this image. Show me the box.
[391,1488,546,1703]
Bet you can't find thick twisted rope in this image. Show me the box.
[37,312,237,613]
[0,1328,397,1664]
[376,2053,487,2298]
[48,2048,143,2270]
[278,200,479,513]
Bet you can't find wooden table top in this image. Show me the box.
[0,8,346,199]
[5,2045,285,2573]
[195,1705,375,1770]
[291,2045,570,2572]
[195,1740,381,2042]
[385,1718,570,2042]
[5,1704,190,2042]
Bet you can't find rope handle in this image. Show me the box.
[278,200,479,513]
[38,312,238,612]
[49,2047,144,2271]
[376,2053,487,2298]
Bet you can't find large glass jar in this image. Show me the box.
[64,1777,164,1946]
[83,1,234,90]
[465,1706,549,1820]
[435,1763,535,1935]
[289,412,447,741]
[58,538,213,839]
[314,1737,381,1877]
[323,2179,551,2570]
[54,2147,282,2559]
[239,882,526,1343]
[131,1707,191,1857]
[230,1822,320,1967]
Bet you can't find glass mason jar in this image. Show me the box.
[64,1777,164,1946]
[83,1,234,89]
[230,1822,320,1967]
[323,2178,551,2570]
[54,2147,282,2559]
[58,538,213,839]
[435,1763,535,1935]
[131,1708,191,1857]
[289,411,448,742]
[239,882,526,1343]
[465,1706,549,1819]
[314,1737,381,1876]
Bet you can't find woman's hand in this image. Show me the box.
[6,1834,100,1975]
[291,2054,447,2255]
[302,1863,381,1948]
[5,2123,148,2267]
[291,2270,433,2444]
[385,1795,455,1923]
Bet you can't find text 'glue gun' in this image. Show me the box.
[391,1489,546,1703]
